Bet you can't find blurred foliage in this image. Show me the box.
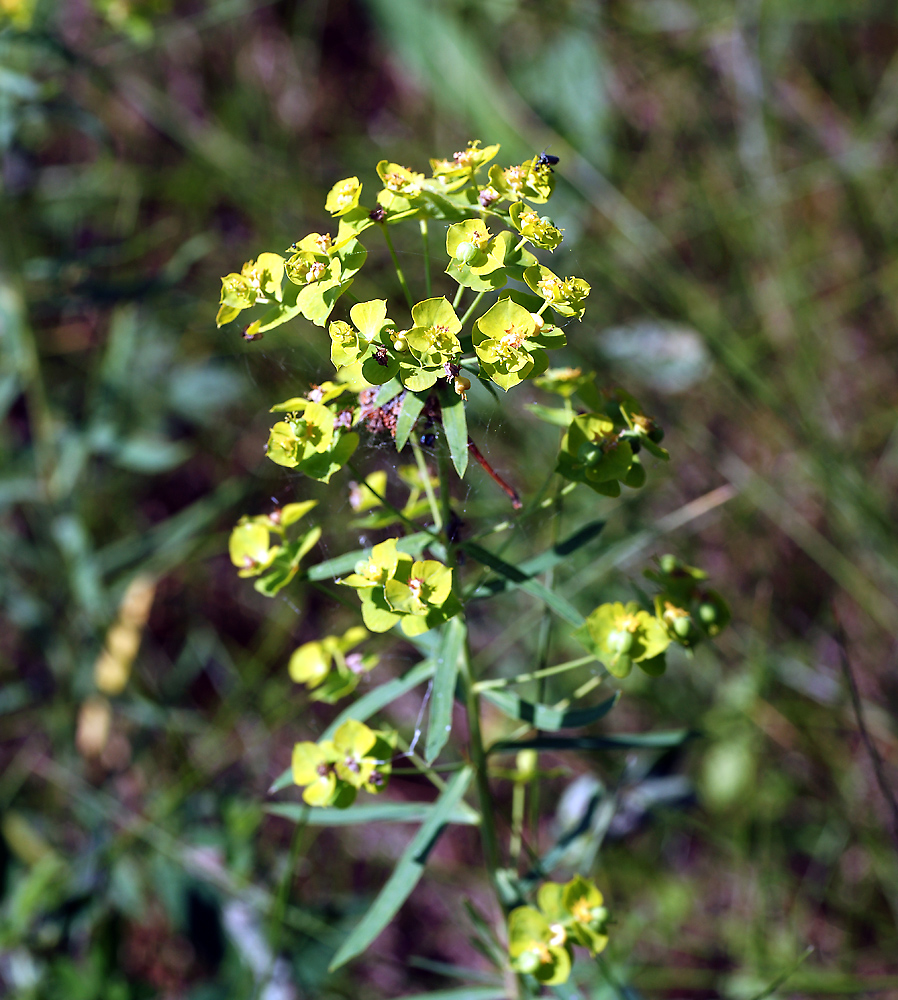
[2,0,898,997]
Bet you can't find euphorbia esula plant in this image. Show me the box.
[219,140,729,993]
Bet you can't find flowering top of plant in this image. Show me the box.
[218,140,733,985]
[292,719,395,808]
[508,876,610,983]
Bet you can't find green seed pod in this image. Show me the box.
[608,628,634,655]
[659,554,679,575]
[455,241,484,266]
[392,336,408,352]
[516,951,542,975]
[698,601,718,625]
[673,615,694,639]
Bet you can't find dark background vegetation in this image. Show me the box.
[3,0,898,997]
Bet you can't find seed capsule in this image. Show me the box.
[454,376,471,399]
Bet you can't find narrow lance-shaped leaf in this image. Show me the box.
[462,540,584,627]
[441,385,468,478]
[266,800,479,826]
[480,690,619,732]
[328,766,474,970]
[396,391,426,451]
[426,617,466,763]
[487,730,694,755]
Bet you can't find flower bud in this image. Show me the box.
[455,241,484,266]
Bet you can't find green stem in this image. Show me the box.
[452,282,465,309]
[381,223,414,311]
[410,436,442,531]
[473,654,598,692]
[460,289,486,328]
[510,779,526,868]
[460,635,504,899]
[420,217,432,298]
[346,461,441,543]
[595,954,631,1000]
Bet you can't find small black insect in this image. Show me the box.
[535,152,560,171]
[420,432,436,447]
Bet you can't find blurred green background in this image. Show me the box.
[3,0,898,997]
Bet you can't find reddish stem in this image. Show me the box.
[468,437,522,509]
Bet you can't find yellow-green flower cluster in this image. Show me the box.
[339,538,460,636]
[292,719,395,808]
[227,501,320,597]
[288,626,377,704]
[508,876,610,984]
[264,382,358,483]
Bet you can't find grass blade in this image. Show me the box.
[425,617,466,763]
[328,766,473,970]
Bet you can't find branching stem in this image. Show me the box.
[381,223,414,311]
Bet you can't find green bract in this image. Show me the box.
[535,877,610,957]
[524,264,590,320]
[508,906,573,984]
[325,176,363,216]
[574,601,671,677]
[646,555,731,647]
[340,539,460,636]
[227,501,320,597]
[487,157,554,204]
[556,413,638,497]
[288,625,377,703]
[430,139,500,180]
[216,252,286,327]
[509,202,564,251]
[265,394,358,484]
[291,720,396,808]
[473,297,553,390]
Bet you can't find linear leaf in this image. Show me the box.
[471,520,606,600]
[425,617,466,763]
[269,659,437,792]
[374,377,403,406]
[462,540,584,626]
[488,729,694,755]
[441,387,468,477]
[481,691,620,731]
[396,391,426,450]
[328,766,473,970]
[520,520,606,576]
[266,799,479,826]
